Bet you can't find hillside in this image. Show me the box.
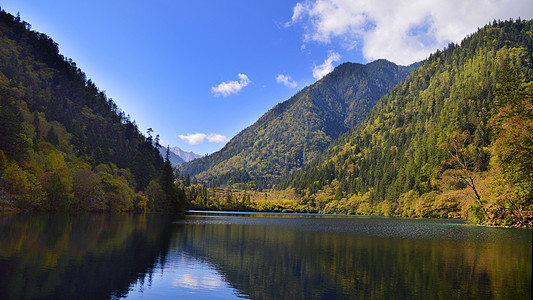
[0,10,185,212]
[282,19,533,227]
[180,59,418,187]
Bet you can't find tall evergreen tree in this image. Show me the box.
[160,146,185,211]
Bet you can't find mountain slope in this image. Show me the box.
[0,10,185,212]
[158,146,185,167]
[158,146,201,167]
[180,59,418,187]
[283,19,533,227]
[170,146,201,162]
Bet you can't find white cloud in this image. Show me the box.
[288,0,533,65]
[206,134,229,143]
[313,51,340,80]
[178,133,207,145]
[287,2,307,26]
[276,74,297,88]
[211,73,250,97]
[178,133,229,145]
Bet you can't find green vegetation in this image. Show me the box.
[280,19,533,227]
[180,59,417,188]
[1,8,530,227]
[0,11,185,212]
[186,185,310,213]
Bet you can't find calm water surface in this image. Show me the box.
[0,212,530,299]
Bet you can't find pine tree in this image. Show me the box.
[46,126,59,146]
[160,146,185,211]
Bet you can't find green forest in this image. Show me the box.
[0,9,531,228]
[179,60,418,188]
[278,19,533,227]
[0,11,185,213]
[187,19,533,228]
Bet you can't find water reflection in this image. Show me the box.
[0,214,173,299]
[0,213,530,299]
[126,252,248,299]
[172,213,531,299]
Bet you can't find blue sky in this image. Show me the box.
[1,0,532,155]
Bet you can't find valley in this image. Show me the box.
[0,10,531,227]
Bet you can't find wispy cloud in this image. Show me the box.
[286,2,307,27]
[211,73,250,97]
[313,52,340,80]
[178,133,229,145]
[276,74,297,88]
[288,0,533,65]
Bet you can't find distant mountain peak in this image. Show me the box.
[159,146,201,167]
[169,146,202,162]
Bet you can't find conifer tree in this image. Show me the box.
[160,146,185,211]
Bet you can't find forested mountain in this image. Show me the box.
[281,19,533,227]
[180,59,418,187]
[0,10,185,212]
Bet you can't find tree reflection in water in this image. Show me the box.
[0,213,530,300]
[0,214,173,299]
[172,213,531,300]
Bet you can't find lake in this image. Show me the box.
[0,212,530,299]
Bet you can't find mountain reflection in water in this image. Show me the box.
[0,214,173,299]
[169,212,531,299]
[0,212,531,299]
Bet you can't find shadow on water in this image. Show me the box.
[0,213,174,300]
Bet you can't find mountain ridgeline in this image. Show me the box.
[280,19,532,227]
[170,146,202,162]
[159,146,185,167]
[180,60,418,187]
[158,146,202,167]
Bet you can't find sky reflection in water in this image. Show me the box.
[125,252,248,299]
[125,212,531,299]
[0,213,530,300]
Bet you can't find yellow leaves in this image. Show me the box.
[134,194,148,212]
[0,150,7,170]
[44,151,66,172]
[412,191,437,218]
[432,192,465,219]
[0,163,30,195]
